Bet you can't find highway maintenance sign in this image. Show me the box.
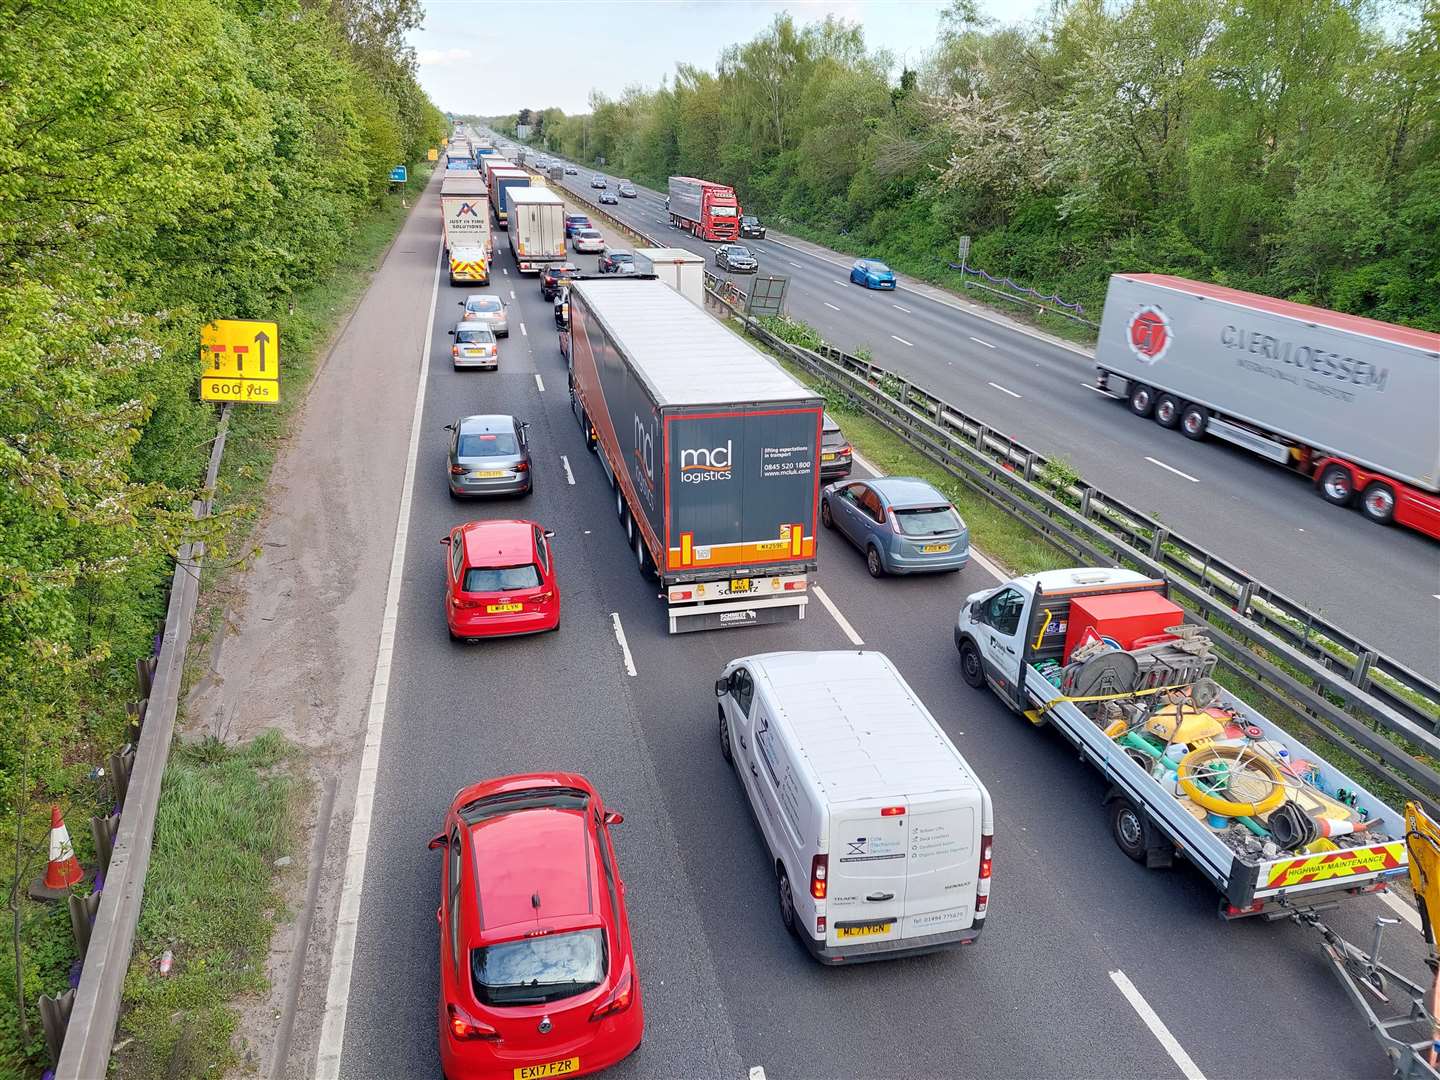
[200,319,280,404]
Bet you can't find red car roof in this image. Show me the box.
[460,519,535,567]
[1119,274,1440,353]
[469,807,595,932]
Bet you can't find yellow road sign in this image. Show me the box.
[428,147,439,161]
[201,319,279,404]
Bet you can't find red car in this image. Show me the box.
[444,520,560,641]
[431,773,644,1080]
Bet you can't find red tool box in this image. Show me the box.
[1063,591,1184,661]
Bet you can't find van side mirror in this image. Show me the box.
[447,329,456,336]
[715,677,728,699]
[457,300,464,307]
[603,811,624,826]
[427,833,446,850]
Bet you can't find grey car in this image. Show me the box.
[820,476,969,577]
[459,293,509,336]
[820,413,852,480]
[447,323,498,370]
[445,414,532,498]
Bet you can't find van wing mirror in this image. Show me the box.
[715,677,729,699]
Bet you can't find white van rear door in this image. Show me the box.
[901,796,978,939]
[827,804,908,947]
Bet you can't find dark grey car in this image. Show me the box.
[445,414,532,498]
[820,413,853,480]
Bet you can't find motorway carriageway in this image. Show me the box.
[323,170,1430,1080]
[516,142,1440,677]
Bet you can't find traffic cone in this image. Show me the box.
[29,806,92,901]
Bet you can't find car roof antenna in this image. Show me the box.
[531,891,541,910]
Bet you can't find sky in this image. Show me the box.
[410,0,1047,117]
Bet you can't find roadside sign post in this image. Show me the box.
[427,148,438,162]
[957,235,971,273]
[388,165,408,185]
[200,319,280,404]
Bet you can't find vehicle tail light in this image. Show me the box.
[670,589,692,602]
[513,461,529,472]
[782,580,806,591]
[451,345,460,358]
[816,916,826,936]
[589,963,634,1021]
[447,1003,499,1041]
[449,465,466,475]
[840,444,852,456]
[975,832,993,916]
[532,591,553,604]
[810,854,828,900]
[880,806,906,817]
[455,597,483,609]
[1224,900,1265,917]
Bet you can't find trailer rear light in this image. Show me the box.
[975,832,993,916]
[670,589,692,602]
[810,854,828,900]
[1224,901,1265,917]
[447,1003,500,1041]
[880,806,906,817]
[783,580,806,591]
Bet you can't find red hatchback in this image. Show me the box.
[444,520,560,640]
[431,774,644,1080]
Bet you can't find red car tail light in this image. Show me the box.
[513,461,529,472]
[532,591,553,604]
[449,464,466,475]
[454,597,483,609]
[975,832,993,916]
[810,854,828,900]
[589,963,634,1021]
[447,1003,499,1041]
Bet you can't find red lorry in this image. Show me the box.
[667,177,740,242]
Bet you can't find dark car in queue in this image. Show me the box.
[541,262,580,300]
[598,190,619,205]
[446,414,532,499]
[739,215,766,239]
[715,244,758,273]
[598,250,636,275]
[820,413,853,480]
[564,214,592,239]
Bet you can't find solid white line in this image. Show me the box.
[519,322,527,337]
[969,547,1009,582]
[988,381,1022,399]
[823,301,840,311]
[892,303,911,313]
[851,448,879,476]
[891,335,914,347]
[970,335,996,348]
[1108,970,1208,1080]
[812,584,863,646]
[1380,888,1422,931]
[534,372,545,392]
[1145,456,1200,483]
[611,613,637,676]
[315,235,444,1079]
[561,455,575,485]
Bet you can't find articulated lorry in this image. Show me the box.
[955,566,1410,918]
[487,166,529,230]
[565,277,823,632]
[440,181,490,285]
[1095,273,1440,539]
[667,176,740,242]
[506,187,565,273]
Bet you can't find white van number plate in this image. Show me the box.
[836,921,894,940]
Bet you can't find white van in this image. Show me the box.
[714,650,994,964]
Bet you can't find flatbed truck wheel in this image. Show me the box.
[1109,797,1148,862]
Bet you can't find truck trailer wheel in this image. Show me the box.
[958,640,986,689]
[1154,394,1182,429]
[1361,481,1396,525]
[1318,463,1355,506]
[1109,798,1148,863]
[1127,384,1155,418]
[635,530,654,579]
[1180,404,1209,440]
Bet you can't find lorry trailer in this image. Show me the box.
[1095,273,1440,539]
[668,176,740,242]
[955,566,1410,918]
[565,277,823,632]
[505,187,565,273]
[486,166,529,230]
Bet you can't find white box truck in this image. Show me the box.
[634,248,706,308]
[506,187,565,273]
[716,650,994,963]
[1094,273,1440,539]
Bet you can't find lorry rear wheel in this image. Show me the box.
[958,641,985,689]
[1109,798,1148,863]
[1319,464,1355,506]
[635,530,654,579]
[1180,404,1209,440]
[616,487,625,519]
[1127,384,1155,418]
[1154,394,1181,429]
[1361,481,1396,525]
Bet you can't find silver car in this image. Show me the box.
[445,414,532,498]
[459,294,509,337]
[572,228,605,254]
[820,476,969,577]
[447,323,498,370]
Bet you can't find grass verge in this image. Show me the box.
[111,732,301,1079]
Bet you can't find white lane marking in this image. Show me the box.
[502,267,508,276]
[534,373,545,392]
[749,1069,767,1080]
[1108,970,1208,1080]
[1380,888,1422,931]
[561,455,575,485]
[970,546,1010,582]
[851,448,880,476]
[892,303,911,313]
[813,585,863,646]
[988,381,1022,399]
[1145,456,1200,483]
[788,260,802,268]
[823,301,840,311]
[833,279,847,287]
[611,613,637,676]
[519,322,528,337]
[891,335,914,347]
[315,234,444,1079]
[970,335,995,348]
[509,289,515,299]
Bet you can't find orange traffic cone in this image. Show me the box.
[29,805,91,901]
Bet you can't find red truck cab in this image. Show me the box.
[667,177,740,242]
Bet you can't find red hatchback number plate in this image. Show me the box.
[515,1059,579,1079]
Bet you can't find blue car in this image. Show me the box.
[849,258,896,290]
[821,476,969,577]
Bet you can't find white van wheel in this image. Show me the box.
[777,870,797,934]
[718,707,733,764]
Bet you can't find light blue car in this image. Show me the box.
[849,258,896,290]
[820,476,969,577]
